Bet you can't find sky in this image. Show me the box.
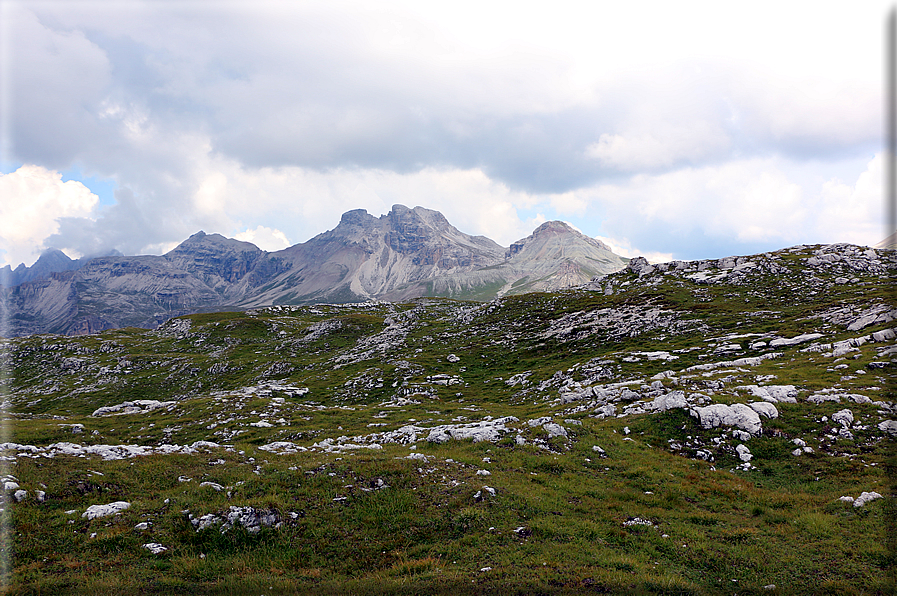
[0,0,890,268]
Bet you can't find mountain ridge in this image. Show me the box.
[1,205,628,336]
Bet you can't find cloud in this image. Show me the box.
[585,123,731,172]
[813,153,883,246]
[5,2,888,266]
[587,153,882,259]
[593,235,673,265]
[234,226,291,252]
[5,4,111,167]
[0,165,99,267]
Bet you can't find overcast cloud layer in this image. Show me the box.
[0,0,889,267]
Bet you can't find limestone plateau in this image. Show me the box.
[1,205,627,336]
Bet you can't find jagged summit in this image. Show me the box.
[416,219,629,298]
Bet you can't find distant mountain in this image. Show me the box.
[0,248,123,288]
[384,220,628,300]
[0,205,628,336]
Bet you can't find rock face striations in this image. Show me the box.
[0,205,627,336]
[394,220,628,300]
[240,205,508,307]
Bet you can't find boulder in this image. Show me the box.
[83,501,130,520]
[853,491,883,507]
[748,402,779,419]
[769,334,825,348]
[831,409,854,428]
[627,257,655,277]
[650,391,688,412]
[689,403,762,435]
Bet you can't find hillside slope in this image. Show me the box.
[4,242,895,594]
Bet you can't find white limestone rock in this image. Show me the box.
[143,543,168,554]
[594,404,616,419]
[92,400,175,417]
[735,444,752,462]
[259,442,308,454]
[739,384,797,403]
[872,328,896,342]
[769,334,825,348]
[689,403,763,435]
[853,491,883,507]
[748,402,779,420]
[650,391,688,412]
[425,417,519,444]
[878,420,897,435]
[831,409,854,428]
[628,256,655,277]
[83,501,130,520]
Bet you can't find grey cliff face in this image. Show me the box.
[1,205,627,336]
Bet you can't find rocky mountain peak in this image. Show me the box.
[337,209,377,228]
[506,220,612,260]
[531,220,576,236]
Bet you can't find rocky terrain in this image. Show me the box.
[0,241,894,594]
[0,205,627,337]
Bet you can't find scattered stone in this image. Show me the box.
[92,400,176,417]
[831,409,854,428]
[878,420,897,435]
[853,492,883,507]
[623,517,654,527]
[425,417,519,444]
[83,501,130,520]
[143,543,167,554]
[769,333,825,348]
[689,403,762,435]
[259,442,308,454]
[748,402,779,419]
[190,506,282,533]
[542,423,568,438]
[650,391,688,412]
[739,384,797,403]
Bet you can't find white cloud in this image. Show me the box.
[585,121,730,172]
[593,158,809,245]
[548,192,588,215]
[588,153,883,254]
[813,153,883,246]
[8,2,889,265]
[234,226,291,252]
[594,235,673,264]
[186,154,545,247]
[0,165,99,266]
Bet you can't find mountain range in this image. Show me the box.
[1,205,628,336]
